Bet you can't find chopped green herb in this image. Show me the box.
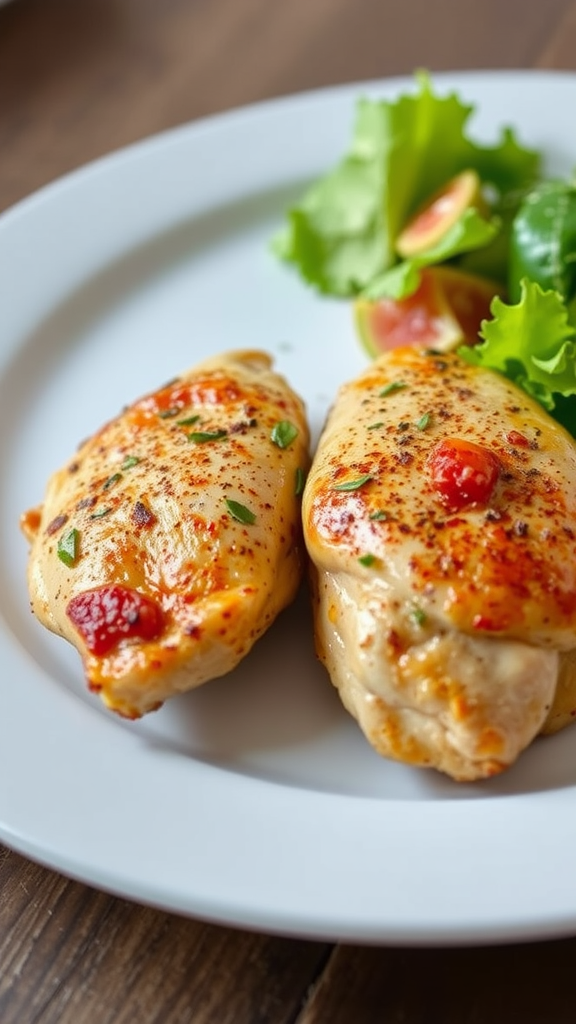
[379,381,407,397]
[103,472,122,491]
[295,467,306,496]
[90,507,112,520]
[188,430,228,443]
[369,509,388,521]
[333,474,373,491]
[225,499,256,525]
[159,407,181,419]
[57,527,80,567]
[367,421,384,430]
[411,606,427,627]
[271,420,299,448]
[415,412,431,431]
[120,456,140,470]
[176,414,201,426]
[358,553,377,567]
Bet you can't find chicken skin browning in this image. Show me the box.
[21,350,310,718]
[303,346,576,781]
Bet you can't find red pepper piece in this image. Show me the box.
[504,429,531,447]
[66,585,164,656]
[428,438,500,510]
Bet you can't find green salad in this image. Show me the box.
[273,72,576,438]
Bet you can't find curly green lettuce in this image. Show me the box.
[459,279,576,435]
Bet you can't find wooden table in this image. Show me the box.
[2,1,576,1020]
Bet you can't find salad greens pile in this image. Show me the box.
[274,72,576,438]
[274,71,539,298]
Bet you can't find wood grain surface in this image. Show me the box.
[3,1,576,1021]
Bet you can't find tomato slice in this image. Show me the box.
[66,585,164,656]
[355,267,499,357]
[428,438,500,510]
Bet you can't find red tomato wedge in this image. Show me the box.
[395,170,486,257]
[428,437,500,510]
[67,585,164,656]
[355,266,501,356]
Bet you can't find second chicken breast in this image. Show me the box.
[302,346,576,781]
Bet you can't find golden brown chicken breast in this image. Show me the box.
[21,350,310,718]
[303,346,576,781]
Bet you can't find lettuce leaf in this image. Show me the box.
[509,179,576,302]
[364,207,500,300]
[458,280,576,425]
[274,72,540,297]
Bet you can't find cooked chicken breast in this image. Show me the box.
[21,350,310,718]
[303,346,576,781]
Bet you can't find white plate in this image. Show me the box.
[3,70,576,946]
